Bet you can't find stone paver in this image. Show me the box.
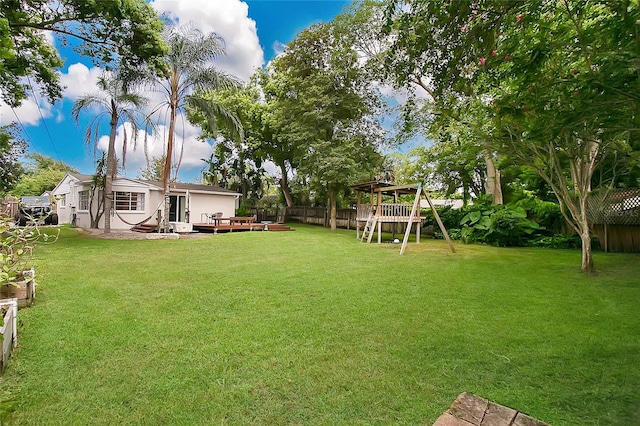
[433,393,549,426]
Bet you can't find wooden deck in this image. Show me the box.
[192,222,294,233]
[192,222,263,233]
[130,216,295,234]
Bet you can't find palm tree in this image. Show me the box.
[72,73,148,233]
[147,23,243,232]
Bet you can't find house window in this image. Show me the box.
[58,194,66,207]
[78,190,89,211]
[114,192,145,211]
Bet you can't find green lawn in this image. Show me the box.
[1,225,639,425]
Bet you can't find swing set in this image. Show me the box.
[352,181,455,255]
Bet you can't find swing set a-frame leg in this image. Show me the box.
[422,188,455,253]
[399,185,455,255]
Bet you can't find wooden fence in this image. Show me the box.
[588,189,640,252]
[250,206,412,234]
[0,197,19,219]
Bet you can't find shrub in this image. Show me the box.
[424,197,575,247]
[529,234,581,249]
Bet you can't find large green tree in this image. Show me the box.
[145,24,242,232]
[485,0,640,272]
[382,0,640,271]
[190,84,269,205]
[11,153,77,196]
[72,72,148,233]
[258,71,309,207]
[0,125,26,196]
[0,0,166,107]
[265,22,384,231]
[380,0,504,202]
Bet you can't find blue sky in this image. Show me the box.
[1,0,352,182]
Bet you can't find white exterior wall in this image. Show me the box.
[73,180,95,230]
[105,180,163,230]
[51,175,77,224]
[52,174,240,230]
[188,191,237,223]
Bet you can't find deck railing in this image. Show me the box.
[356,203,419,222]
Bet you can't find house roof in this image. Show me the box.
[69,173,94,182]
[54,174,240,197]
[140,181,240,196]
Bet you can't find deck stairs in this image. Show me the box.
[265,223,294,231]
[360,214,377,243]
[131,223,158,233]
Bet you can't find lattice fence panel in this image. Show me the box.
[588,189,640,225]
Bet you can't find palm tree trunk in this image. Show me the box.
[104,110,118,234]
[162,95,178,233]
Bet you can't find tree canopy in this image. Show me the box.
[381,0,640,271]
[0,0,166,107]
[11,153,77,197]
[0,125,27,196]
[263,21,384,230]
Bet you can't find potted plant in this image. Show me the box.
[1,213,58,308]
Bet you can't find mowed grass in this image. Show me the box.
[1,225,639,425]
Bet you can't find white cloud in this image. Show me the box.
[150,0,264,82]
[97,115,217,180]
[0,98,52,127]
[272,40,287,57]
[59,63,103,100]
[0,62,102,128]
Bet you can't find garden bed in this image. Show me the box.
[0,274,35,308]
[0,298,18,373]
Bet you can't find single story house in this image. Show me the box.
[51,173,241,231]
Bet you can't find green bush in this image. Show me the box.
[515,196,565,233]
[424,196,575,247]
[458,205,542,246]
[529,234,581,249]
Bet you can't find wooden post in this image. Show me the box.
[156,209,162,233]
[401,185,455,255]
[422,188,455,253]
[400,187,421,255]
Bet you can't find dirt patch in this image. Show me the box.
[73,228,210,240]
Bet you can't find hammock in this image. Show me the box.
[115,210,156,227]
[113,199,166,227]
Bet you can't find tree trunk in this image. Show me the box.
[462,180,470,207]
[483,152,503,205]
[162,94,179,233]
[329,189,337,232]
[104,109,118,234]
[279,161,294,207]
[579,221,593,272]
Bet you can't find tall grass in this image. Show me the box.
[1,225,638,425]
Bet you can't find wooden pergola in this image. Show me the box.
[352,181,454,253]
